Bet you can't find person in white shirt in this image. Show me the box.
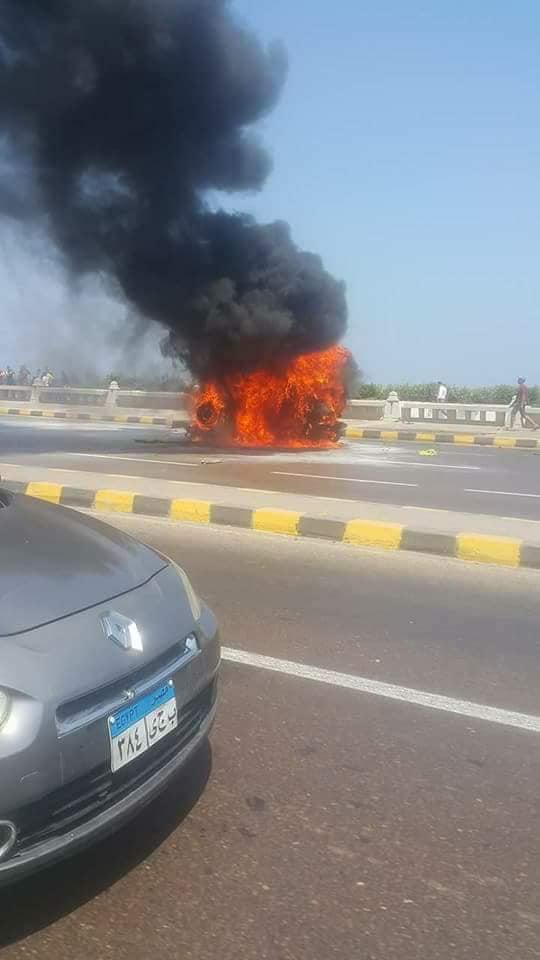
[437,381,448,402]
[436,381,448,420]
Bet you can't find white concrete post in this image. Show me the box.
[30,381,41,405]
[383,390,401,422]
[105,380,120,412]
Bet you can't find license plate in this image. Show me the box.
[107,680,178,773]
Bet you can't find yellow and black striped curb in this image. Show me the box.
[4,479,539,570]
[0,407,186,428]
[344,426,540,449]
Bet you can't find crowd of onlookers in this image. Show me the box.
[0,368,187,391]
[0,365,66,387]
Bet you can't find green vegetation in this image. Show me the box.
[354,382,540,405]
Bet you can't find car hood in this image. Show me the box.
[0,490,168,635]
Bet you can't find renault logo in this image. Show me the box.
[101,612,143,652]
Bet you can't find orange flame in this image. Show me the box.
[191,345,351,448]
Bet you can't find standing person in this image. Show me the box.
[18,364,30,386]
[436,380,448,420]
[436,380,448,402]
[510,378,538,429]
[5,366,14,398]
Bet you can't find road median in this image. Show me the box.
[345,424,540,449]
[0,405,187,428]
[3,476,539,571]
[0,405,540,450]
[2,405,538,451]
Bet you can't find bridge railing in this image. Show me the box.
[0,384,537,428]
[347,395,540,427]
[400,400,510,426]
[344,399,386,421]
[0,384,188,412]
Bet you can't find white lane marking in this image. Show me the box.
[465,488,540,499]
[273,471,418,488]
[0,467,366,507]
[501,516,540,525]
[0,464,203,486]
[221,648,540,734]
[356,457,480,471]
[0,463,413,506]
[230,487,364,503]
[66,453,198,468]
[0,418,149,432]
[0,464,366,503]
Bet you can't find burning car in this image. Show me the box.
[0,488,220,885]
[188,345,353,448]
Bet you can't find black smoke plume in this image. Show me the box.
[0,0,347,379]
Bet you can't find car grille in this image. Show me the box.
[12,680,216,854]
[56,638,195,735]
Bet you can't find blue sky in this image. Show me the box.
[227,0,540,383]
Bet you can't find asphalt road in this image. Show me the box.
[2,417,540,521]
[1,517,539,960]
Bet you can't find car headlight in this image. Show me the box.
[170,562,201,622]
[0,690,11,731]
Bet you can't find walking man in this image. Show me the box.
[510,378,538,430]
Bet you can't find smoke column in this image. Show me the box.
[0,1,347,379]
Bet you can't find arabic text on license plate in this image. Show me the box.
[108,681,178,773]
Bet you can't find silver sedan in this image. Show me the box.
[0,488,220,885]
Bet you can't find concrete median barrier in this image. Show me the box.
[0,405,186,428]
[3,479,538,571]
[344,425,540,449]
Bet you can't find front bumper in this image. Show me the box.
[0,680,217,887]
